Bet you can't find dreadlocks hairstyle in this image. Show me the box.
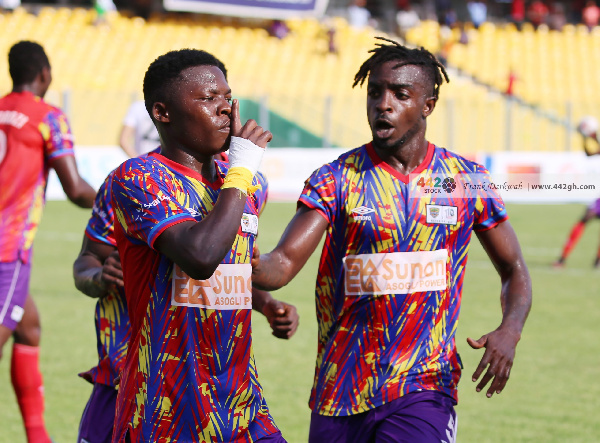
[143,48,228,117]
[353,37,449,99]
[8,41,50,86]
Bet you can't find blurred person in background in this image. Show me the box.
[347,0,374,29]
[548,2,567,31]
[0,40,96,443]
[396,2,421,39]
[527,0,549,29]
[252,37,532,443]
[118,99,160,157]
[554,127,600,268]
[511,0,525,29]
[582,0,600,30]
[467,0,487,28]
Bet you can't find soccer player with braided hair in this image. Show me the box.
[252,38,532,441]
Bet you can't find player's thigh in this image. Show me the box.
[309,410,376,443]
[0,260,31,341]
[13,295,41,346]
[375,392,457,443]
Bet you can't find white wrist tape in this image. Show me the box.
[228,136,265,177]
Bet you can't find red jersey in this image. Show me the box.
[0,91,75,264]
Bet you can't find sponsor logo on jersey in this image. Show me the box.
[171,263,252,310]
[350,205,375,221]
[426,204,458,225]
[143,195,171,209]
[344,249,448,295]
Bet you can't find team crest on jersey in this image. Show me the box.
[350,206,375,221]
[426,204,458,225]
[241,213,258,234]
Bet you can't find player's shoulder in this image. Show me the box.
[315,145,365,174]
[433,145,488,173]
[113,152,160,180]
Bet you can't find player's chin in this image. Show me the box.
[373,136,400,151]
[218,133,232,151]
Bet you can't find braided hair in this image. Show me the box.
[353,37,449,99]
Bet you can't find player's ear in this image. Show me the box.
[153,102,170,123]
[422,96,437,118]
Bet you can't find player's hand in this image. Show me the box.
[101,250,124,288]
[467,327,521,398]
[263,299,299,339]
[251,245,261,270]
[230,99,272,148]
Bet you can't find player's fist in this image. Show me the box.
[263,299,299,340]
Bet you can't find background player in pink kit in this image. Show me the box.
[0,41,96,442]
[109,49,286,442]
[73,151,298,443]
[252,38,532,442]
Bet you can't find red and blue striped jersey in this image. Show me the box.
[299,142,507,416]
[0,91,75,263]
[111,152,277,443]
[79,154,269,391]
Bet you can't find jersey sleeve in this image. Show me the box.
[298,164,337,223]
[253,171,269,216]
[472,165,508,231]
[39,108,75,162]
[111,161,196,248]
[85,173,116,246]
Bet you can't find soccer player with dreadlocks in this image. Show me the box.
[251,38,532,441]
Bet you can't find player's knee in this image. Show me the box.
[13,322,41,347]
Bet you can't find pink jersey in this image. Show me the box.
[0,91,75,264]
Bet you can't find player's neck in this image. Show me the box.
[12,85,42,98]
[373,138,430,175]
[161,147,217,180]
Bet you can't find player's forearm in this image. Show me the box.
[498,262,532,337]
[119,140,136,158]
[73,262,108,298]
[252,288,274,314]
[163,188,248,281]
[66,180,96,208]
[252,251,296,291]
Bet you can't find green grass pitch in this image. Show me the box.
[0,201,599,442]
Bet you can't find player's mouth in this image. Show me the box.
[218,121,231,133]
[373,118,395,139]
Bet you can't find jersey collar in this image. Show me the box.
[148,152,224,190]
[366,141,435,183]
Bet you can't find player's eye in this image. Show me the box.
[225,97,233,104]
[367,89,379,98]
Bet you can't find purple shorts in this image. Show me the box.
[0,260,31,330]
[78,383,118,443]
[257,431,287,442]
[589,198,600,217]
[309,391,457,443]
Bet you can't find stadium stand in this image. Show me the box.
[1,7,599,153]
